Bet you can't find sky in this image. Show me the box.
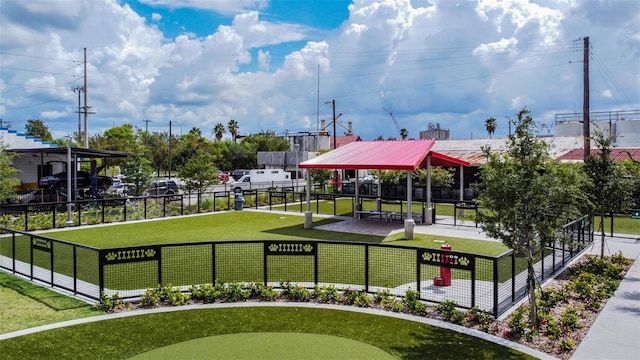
[0,0,639,142]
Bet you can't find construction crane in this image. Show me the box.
[382,107,407,139]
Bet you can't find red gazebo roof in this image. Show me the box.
[300,139,469,170]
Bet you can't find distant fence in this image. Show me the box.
[0,215,592,318]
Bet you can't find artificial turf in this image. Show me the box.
[0,306,535,360]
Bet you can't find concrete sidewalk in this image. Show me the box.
[571,235,640,360]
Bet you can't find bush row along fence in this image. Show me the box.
[0,216,592,318]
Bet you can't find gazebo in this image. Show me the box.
[299,139,470,239]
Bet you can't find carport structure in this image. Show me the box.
[299,139,470,239]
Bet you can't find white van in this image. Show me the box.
[232,169,291,192]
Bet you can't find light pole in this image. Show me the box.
[295,143,300,191]
[65,138,73,226]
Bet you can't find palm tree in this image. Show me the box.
[214,123,226,141]
[399,128,408,140]
[485,117,497,139]
[228,119,239,143]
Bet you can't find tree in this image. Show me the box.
[178,150,217,195]
[485,117,497,139]
[228,119,239,143]
[102,123,137,153]
[400,128,408,140]
[0,145,21,203]
[583,131,634,258]
[476,108,583,329]
[120,144,154,196]
[214,123,226,141]
[25,119,54,142]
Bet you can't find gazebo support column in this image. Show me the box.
[424,156,433,225]
[404,170,415,240]
[456,165,465,219]
[304,169,313,229]
[353,175,361,219]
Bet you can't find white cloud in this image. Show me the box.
[0,0,637,141]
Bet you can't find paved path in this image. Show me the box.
[571,234,640,360]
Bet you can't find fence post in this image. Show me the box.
[541,242,545,280]
[493,257,499,317]
[72,245,77,294]
[29,235,34,279]
[511,252,516,302]
[157,247,163,286]
[211,243,216,284]
[364,245,370,293]
[98,249,105,297]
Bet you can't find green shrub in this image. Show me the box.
[314,284,339,303]
[353,292,371,308]
[560,339,575,352]
[506,306,528,339]
[281,282,311,302]
[256,284,280,302]
[341,288,364,305]
[403,289,426,315]
[163,285,190,306]
[390,301,404,312]
[466,306,491,331]
[98,291,125,312]
[224,282,251,302]
[374,288,393,304]
[140,287,161,307]
[561,306,581,331]
[435,300,465,324]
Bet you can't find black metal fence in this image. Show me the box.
[0,215,592,317]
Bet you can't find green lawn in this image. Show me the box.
[0,272,100,334]
[0,302,534,360]
[5,212,513,290]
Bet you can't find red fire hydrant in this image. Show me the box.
[434,244,452,286]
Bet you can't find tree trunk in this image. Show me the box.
[527,243,538,329]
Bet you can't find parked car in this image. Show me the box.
[231,169,250,181]
[146,179,180,195]
[9,189,61,204]
[217,170,229,182]
[39,171,113,190]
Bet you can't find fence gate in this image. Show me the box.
[417,247,479,310]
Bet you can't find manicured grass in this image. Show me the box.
[129,332,396,360]
[8,212,514,290]
[0,305,535,360]
[0,272,101,334]
[46,212,385,248]
[593,215,640,235]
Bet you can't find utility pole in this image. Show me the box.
[143,119,152,132]
[583,36,590,162]
[325,99,337,149]
[72,86,84,142]
[82,47,95,149]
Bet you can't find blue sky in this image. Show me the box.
[0,0,638,141]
